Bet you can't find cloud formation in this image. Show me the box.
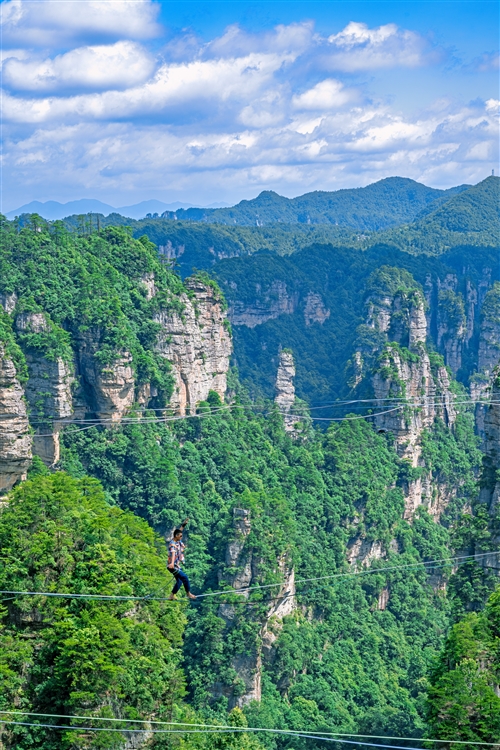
[2,41,155,93]
[1,0,498,208]
[326,21,435,70]
[1,0,161,46]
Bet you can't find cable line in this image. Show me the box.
[0,719,459,749]
[0,711,497,745]
[1,552,497,603]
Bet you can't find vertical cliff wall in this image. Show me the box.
[274,350,297,432]
[15,312,74,465]
[0,271,232,472]
[213,508,296,709]
[478,367,500,574]
[0,342,32,492]
[154,278,232,415]
[353,268,459,538]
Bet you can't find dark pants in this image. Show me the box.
[171,568,191,595]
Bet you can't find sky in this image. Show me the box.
[1,0,499,212]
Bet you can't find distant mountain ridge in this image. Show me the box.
[165,177,472,231]
[5,198,229,221]
[8,176,473,227]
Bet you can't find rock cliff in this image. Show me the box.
[214,508,296,708]
[0,343,32,493]
[478,367,500,574]
[154,278,232,415]
[75,330,135,422]
[471,283,500,438]
[15,312,74,465]
[304,293,330,326]
[229,281,298,328]
[0,275,232,472]
[353,270,457,530]
[274,350,297,432]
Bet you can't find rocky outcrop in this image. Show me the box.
[477,283,500,377]
[158,241,185,260]
[140,273,157,301]
[354,272,458,527]
[214,508,296,708]
[436,288,466,375]
[0,292,17,314]
[373,344,456,462]
[155,278,232,415]
[0,343,32,493]
[229,281,298,328]
[15,312,74,465]
[275,350,297,432]
[470,283,500,439]
[75,330,135,422]
[304,293,330,326]
[24,356,73,465]
[478,368,500,574]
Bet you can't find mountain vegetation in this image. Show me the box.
[1,176,499,749]
[158,177,470,230]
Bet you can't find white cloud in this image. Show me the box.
[2,52,295,123]
[2,41,155,93]
[3,98,497,211]
[0,10,498,209]
[292,79,355,110]
[0,0,161,47]
[203,21,314,58]
[326,21,432,71]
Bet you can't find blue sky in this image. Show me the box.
[1,0,498,212]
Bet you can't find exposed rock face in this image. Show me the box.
[304,293,330,326]
[76,330,135,421]
[155,278,232,415]
[0,292,17,314]
[24,356,73,465]
[140,273,157,301]
[214,508,296,709]
[478,283,500,377]
[478,368,500,572]
[229,281,298,328]
[373,344,455,462]
[354,277,457,529]
[470,283,500,440]
[158,241,185,260]
[0,343,32,493]
[275,350,297,432]
[15,312,74,465]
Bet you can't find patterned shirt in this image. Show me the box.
[168,539,185,570]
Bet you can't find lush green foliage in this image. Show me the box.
[426,585,500,745]
[212,245,499,404]
[0,473,187,749]
[159,177,467,231]
[0,308,28,383]
[55,396,482,742]
[0,220,192,406]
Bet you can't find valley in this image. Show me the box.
[0,176,499,749]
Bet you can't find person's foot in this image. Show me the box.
[187,592,197,600]
[168,594,177,600]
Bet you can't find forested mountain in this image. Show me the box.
[159,177,470,230]
[0,184,499,749]
[37,176,497,285]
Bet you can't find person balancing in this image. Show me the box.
[167,518,197,600]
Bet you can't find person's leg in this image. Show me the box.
[177,570,190,593]
[172,571,182,595]
[177,570,196,599]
